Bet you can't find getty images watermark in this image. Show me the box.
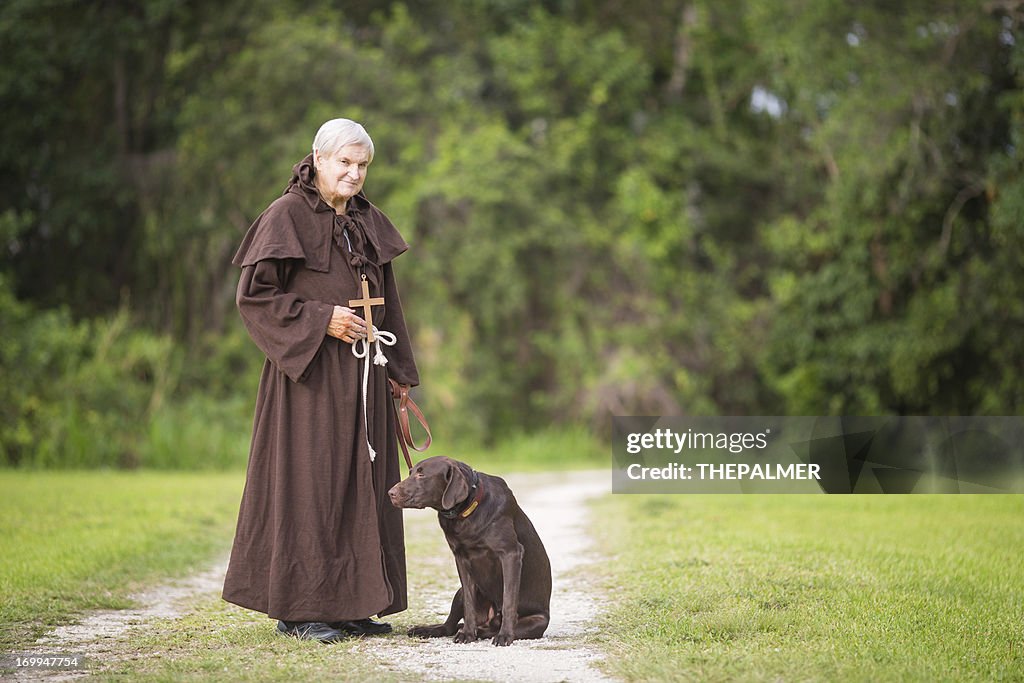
[612,417,1024,494]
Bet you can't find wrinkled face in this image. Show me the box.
[314,143,370,207]
[389,456,462,510]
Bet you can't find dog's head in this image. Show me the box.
[388,456,471,511]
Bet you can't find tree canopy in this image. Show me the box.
[2,0,1022,464]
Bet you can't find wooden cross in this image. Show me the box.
[348,274,385,342]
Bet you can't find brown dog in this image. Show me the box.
[388,456,551,646]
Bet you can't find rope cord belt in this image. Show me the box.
[346,269,431,468]
[351,326,396,461]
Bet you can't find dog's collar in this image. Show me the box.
[440,470,485,519]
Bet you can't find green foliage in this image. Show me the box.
[755,0,1024,414]
[0,278,261,469]
[446,425,607,472]
[138,395,253,470]
[2,1,1023,468]
[0,283,169,467]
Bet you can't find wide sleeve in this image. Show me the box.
[381,261,420,387]
[236,259,335,383]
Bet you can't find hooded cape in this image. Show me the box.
[222,154,419,622]
[232,153,408,286]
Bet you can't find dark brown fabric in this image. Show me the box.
[222,155,419,622]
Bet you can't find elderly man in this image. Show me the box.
[223,119,419,643]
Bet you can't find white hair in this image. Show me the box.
[312,118,375,162]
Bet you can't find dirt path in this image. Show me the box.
[9,560,229,681]
[11,470,613,682]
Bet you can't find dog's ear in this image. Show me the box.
[441,462,470,510]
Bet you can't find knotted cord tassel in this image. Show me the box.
[352,326,397,461]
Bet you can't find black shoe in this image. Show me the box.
[277,621,348,643]
[329,618,392,636]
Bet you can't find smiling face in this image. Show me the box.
[313,143,371,212]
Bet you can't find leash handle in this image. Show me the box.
[389,378,432,470]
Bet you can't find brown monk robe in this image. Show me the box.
[222,154,419,623]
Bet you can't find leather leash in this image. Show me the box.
[389,378,432,470]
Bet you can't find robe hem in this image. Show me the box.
[221,591,403,623]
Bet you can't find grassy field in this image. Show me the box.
[591,494,1024,682]
[54,505,458,682]
[0,427,602,662]
[0,470,244,649]
[6,439,1020,682]
[0,466,462,679]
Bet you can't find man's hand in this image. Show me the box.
[327,306,368,344]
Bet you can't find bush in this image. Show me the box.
[0,278,258,469]
[138,393,252,469]
[1,281,176,467]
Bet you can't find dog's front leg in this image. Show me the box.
[453,554,479,643]
[493,534,524,646]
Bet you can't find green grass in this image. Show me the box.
[0,423,598,660]
[0,470,243,649]
[444,425,607,472]
[0,460,491,680]
[591,494,1024,682]
[46,506,459,682]
[6,461,1020,682]
[83,601,398,682]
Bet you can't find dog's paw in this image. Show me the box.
[407,624,450,638]
[492,632,515,647]
[453,629,478,644]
